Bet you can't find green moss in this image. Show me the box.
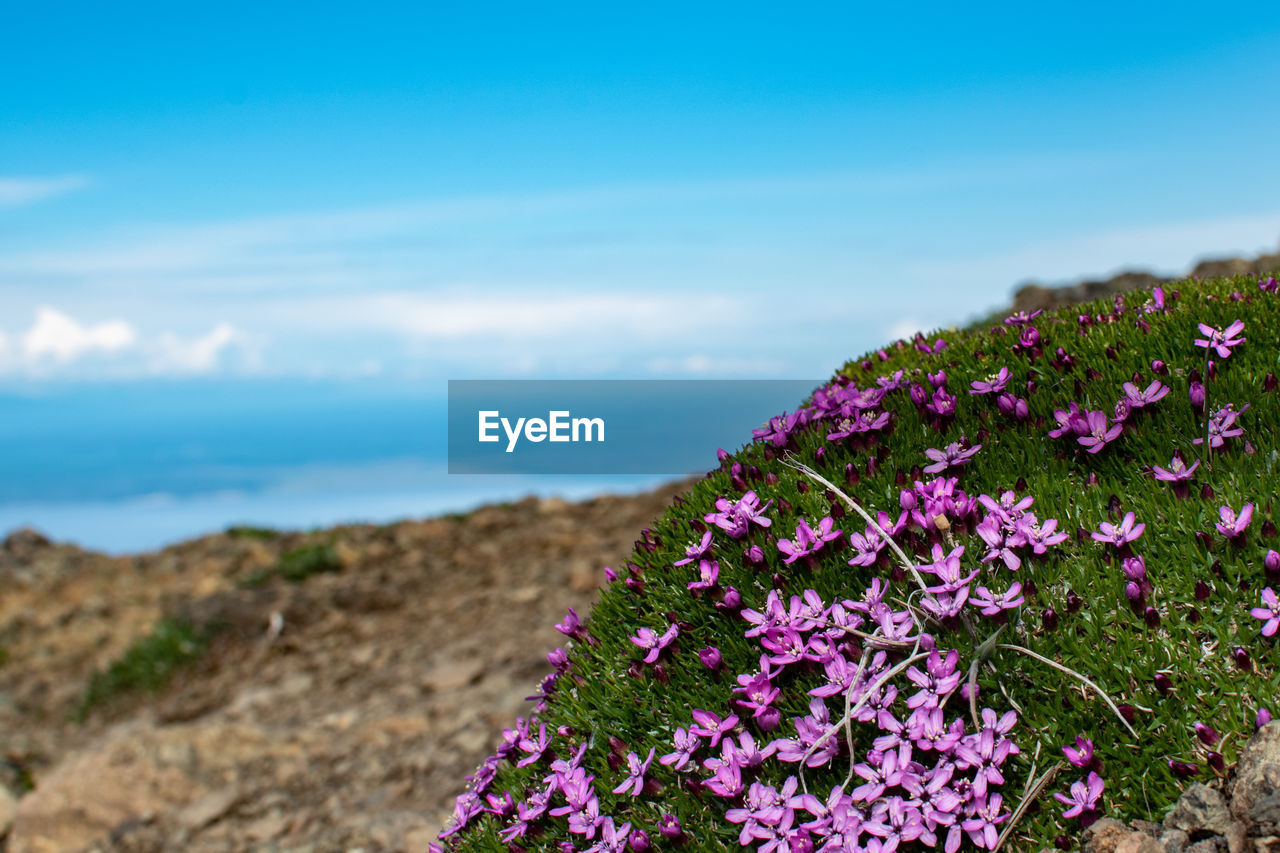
[225,524,280,540]
[239,542,342,588]
[440,273,1280,852]
[74,617,210,722]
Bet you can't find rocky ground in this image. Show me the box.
[0,481,690,852]
[1076,722,1280,853]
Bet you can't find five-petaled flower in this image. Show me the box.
[1152,455,1199,483]
[1251,587,1280,637]
[611,748,655,796]
[1091,512,1145,547]
[1054,771,1105,823]
[1215,503,1253,540]
[1194,320,1246,358]
[923,442,982,475]
[1078,410,1123,454]
[630,624,679,663]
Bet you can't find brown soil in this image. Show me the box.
[0,481,690,852]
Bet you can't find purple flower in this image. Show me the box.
[1215,503,1253,540]
[555,607,586,640]
[630,623,678,664]
[971,582,1025,617]
[970,368,1011,395]
[1062,735,1094,768]
[1091,512,1145,547]
[1078,410,1123,453]
[1122,379,1170,408]
[926,387,958,418]
[1054,771,1104,822]
[961,794,1008,850]
[705,490,773,538]
[1193,403,1248,449]
[777,517,842,564]
[659,727,699,770]
[1004,308,1042,327]
[923,442,982,475]
[673,530,713,566]
[1195,319,1246,358]
[611,748,655,796]
[1261,276,1279,294]
[687,558,720,591]
[1152,454,1199,483]
[690,709,739,748]
[699,646,723,671]
[1251,587,1280,637]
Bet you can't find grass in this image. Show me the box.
[74,617,211,721]
[226,524,280,540]
[238,541,342,588]
[440,272,1280,852]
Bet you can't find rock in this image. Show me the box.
[1254,792,1280,832]
[9,723,205,853]
[1186,840,1227,853]
[1115,833,1165,853]
[1233,723,1280,822]
[1085,817,1132,853]
[176,786,240,830]
[1166,783,1233,836]
[1161,829,1192,853]
[1223,821,1250,853]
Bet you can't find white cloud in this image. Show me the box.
[22,306,137,364]
[350,291,744,340]
[0,175,90,209]
[0,307,257,378]
[151,323,245,373]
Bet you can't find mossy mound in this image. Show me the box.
[437,274,1280,852]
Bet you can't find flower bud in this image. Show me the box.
[758,706,782,731]
[1144,606,1161,629]
[629,830,653,852]
[1042,608,1059,631]
[1168,760,1200,779]
[1151,359,1167,375]
[1189,381,1206,409]
[718,587,741,611]
[1267,373,1279,392]
[658,813,685,844]
[1208,752,1225,773]
[1124,581,1143,603]
[1194,580,1211,601]
[1235,647,1253,671]
[1258,708,1273,729]
[699,647,723,671]
[1266,550,1280,578]
[1194,722,1220,746]
[1122,556,1147,582]
[1153,673,1173,695]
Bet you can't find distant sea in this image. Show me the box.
[0,379,802,554]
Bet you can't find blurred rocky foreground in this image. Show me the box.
[0,481,689,852]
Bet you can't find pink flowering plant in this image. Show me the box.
[438,273,1280,852]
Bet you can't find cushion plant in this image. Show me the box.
[435,274,1280,852]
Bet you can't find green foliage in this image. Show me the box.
[226,524,280,540]
[75,618,210,721]
[443,274,1280,851]
[239,541,341,588]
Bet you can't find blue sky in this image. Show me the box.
[4,2,1280,386]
